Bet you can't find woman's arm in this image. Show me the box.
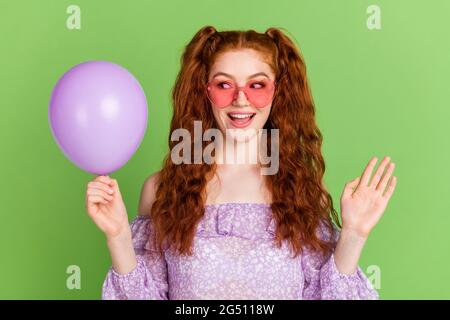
[335,156,397,275]
[333,228,367,275]
[102,215,169,300]
[102,171,168,300]
[106,228,138,275]
[107,169,159,274]
[302,156,397,299]
[85,175,138,274]
[301,224,378,300]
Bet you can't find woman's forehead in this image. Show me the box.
[209,49,275,81]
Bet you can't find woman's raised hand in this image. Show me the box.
[340,156,398,239]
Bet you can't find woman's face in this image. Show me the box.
[207,49,275,138]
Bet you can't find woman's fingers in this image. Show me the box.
[342,176,361,199]
[86,196,115,231]
[359,156,378,187]
[376,161,395,192]
[382,175,397,199]
[87,188,114,201]
[88,181,114,195]
[94,175,114,186]
[369,156,391,189]
[87,194,108,205]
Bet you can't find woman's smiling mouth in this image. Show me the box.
[227,112,256,128]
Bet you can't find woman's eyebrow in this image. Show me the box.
[247,72,269,79]
[212,72,270,80]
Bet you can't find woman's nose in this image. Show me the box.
[233,90,250,107]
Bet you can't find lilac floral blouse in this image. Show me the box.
[102,203,378,300]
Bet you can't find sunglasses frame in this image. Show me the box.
[205,78,278,108]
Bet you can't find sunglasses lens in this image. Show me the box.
[207,80,235,107]
[245,80,274,108]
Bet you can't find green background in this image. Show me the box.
[1,0,449,299]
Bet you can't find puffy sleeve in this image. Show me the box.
[101,215,169,300]
[301,222,379,300]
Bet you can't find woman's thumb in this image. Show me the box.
[343,176,361,198]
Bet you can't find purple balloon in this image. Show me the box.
[49,61,148,175]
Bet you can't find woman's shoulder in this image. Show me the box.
[138,170,161,217]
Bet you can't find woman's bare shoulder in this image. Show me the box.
[138,171,161,216]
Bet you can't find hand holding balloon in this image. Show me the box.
[85,175,130,240]
[85,175,138,275]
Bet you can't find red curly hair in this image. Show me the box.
[149,25,341,258]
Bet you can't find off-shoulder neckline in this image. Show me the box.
[204,202,271,208]
[136,202,272,219]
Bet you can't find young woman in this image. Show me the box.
[85,26,397,300]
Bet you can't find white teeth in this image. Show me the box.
[229,113,254,119]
